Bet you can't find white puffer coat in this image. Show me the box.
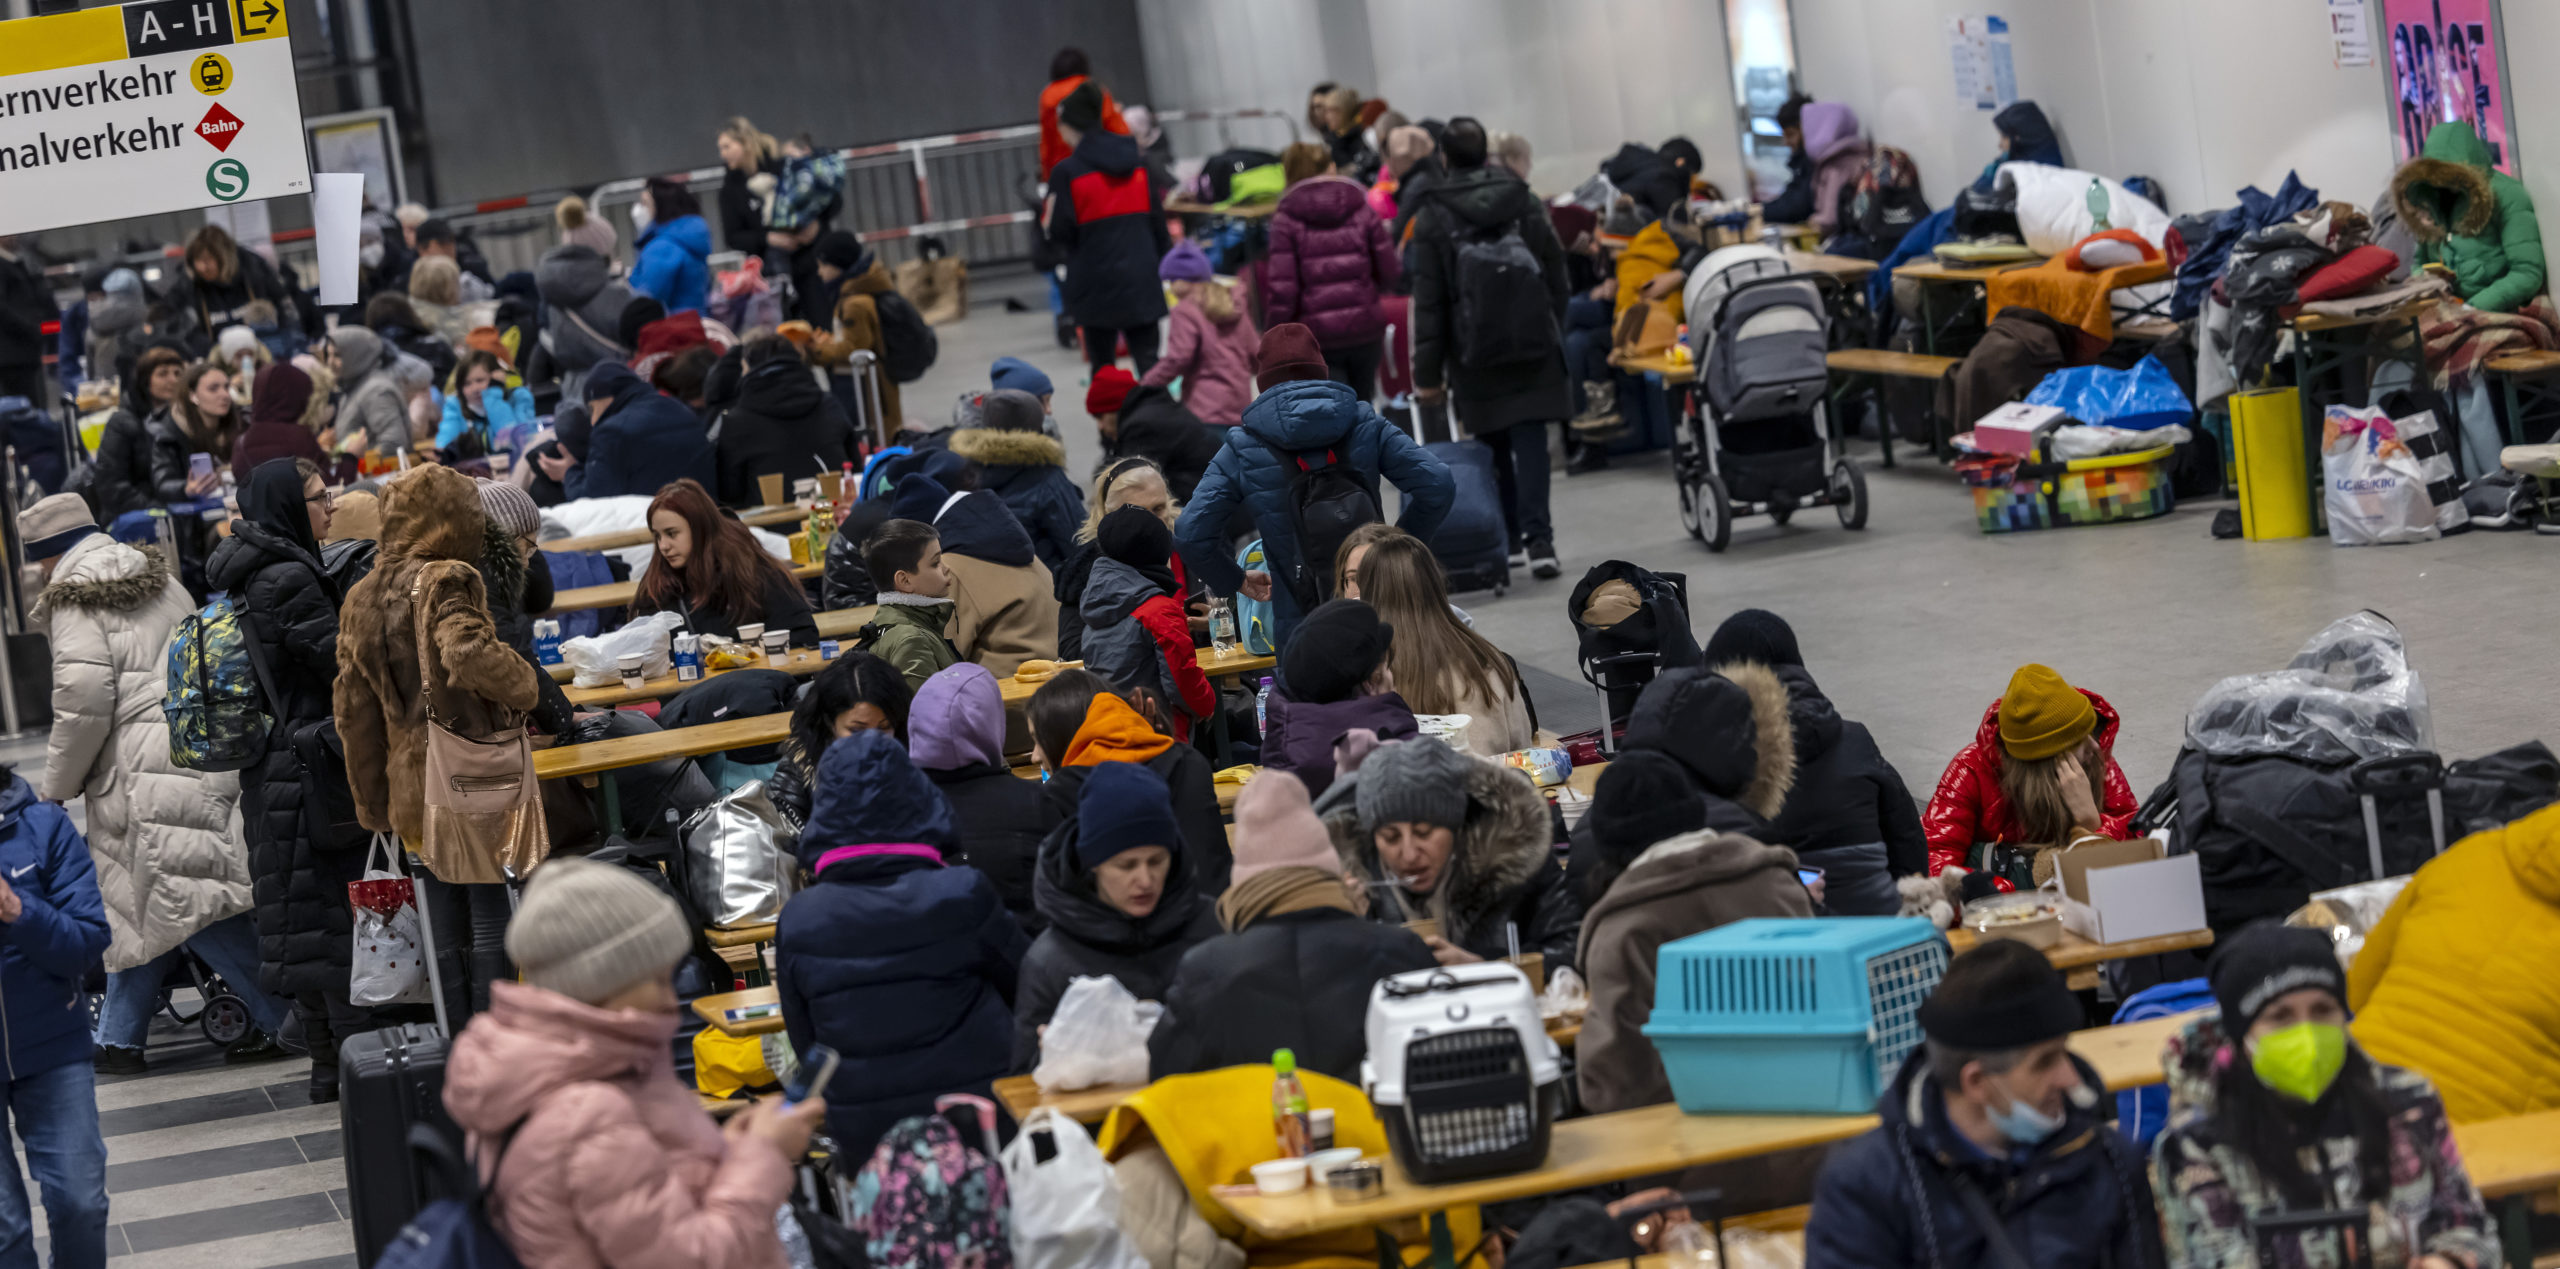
[34,532,246,971]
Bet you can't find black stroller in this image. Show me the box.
[1674,248,1870,551]
[1568,561,1701,748]
[84,947,257,1050]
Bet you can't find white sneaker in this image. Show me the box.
[1529,545,1561,580]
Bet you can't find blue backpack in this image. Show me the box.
[2113,977,2212,1147]
[1234,538,1277,655]
[371,1123,521,1269]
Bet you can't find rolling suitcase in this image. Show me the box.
[340,1023,457,1267]
[1412,399,1512,596]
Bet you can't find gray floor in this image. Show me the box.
[918,267,2559,797]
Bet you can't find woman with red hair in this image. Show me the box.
[631,478,819,646]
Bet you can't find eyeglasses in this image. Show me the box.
[305,493,331,505]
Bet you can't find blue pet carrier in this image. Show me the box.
[1642,917,1947,1114]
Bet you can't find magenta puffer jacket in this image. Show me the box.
[444,980,794,1269]
[1264,175,1401,350]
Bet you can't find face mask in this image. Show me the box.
[629,201,653,232]
[2249,1022,2349,1103]
[1984,1081,2064,1146]
[359,242,384,268]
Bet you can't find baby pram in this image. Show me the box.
[84,946,256,1050]
[1674,246,1868,552]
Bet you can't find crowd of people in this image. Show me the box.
[0,46,2548,1269]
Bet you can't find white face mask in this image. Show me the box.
[359,243,384,268]
[629,201,653,232]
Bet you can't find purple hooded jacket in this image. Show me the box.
[1263,175,1401,350]
[908,663,1049,927]
[1260,688,1421,800]
[1801,102,1872,233]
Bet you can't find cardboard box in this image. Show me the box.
[1974,402,2068,456]
[2056,839,2207,945]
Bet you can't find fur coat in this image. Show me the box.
[1320,748,1585,970]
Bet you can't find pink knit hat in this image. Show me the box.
[1230,770,1341,884]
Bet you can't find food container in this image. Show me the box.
[1305,1147,1362,1183]
[1498,747,1572,788]
[1964,892,2064,949]
[616,653,646,690]
[1249,1158,1308,1195]
[818,638,840,661]
[737,624,766,659]
[1325,1161,1384,1201]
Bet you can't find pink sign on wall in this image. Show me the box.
[2383,0,2517,174]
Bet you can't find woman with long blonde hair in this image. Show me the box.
[1056,457,1187,660]
[713,115,781,253]
[1339,528,1532,756]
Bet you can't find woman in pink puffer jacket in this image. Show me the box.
[443,858,819,1269]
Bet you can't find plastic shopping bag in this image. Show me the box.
[2023,355,2192,431]
[348,835,431,1007]
[559,609,685,686]
[2322,406,2440,546]
[1031,976,1161,1092]
[1000,1108,1150,1269]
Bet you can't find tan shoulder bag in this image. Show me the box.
[409,567,547,883]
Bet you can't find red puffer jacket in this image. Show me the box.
[1921,689,2138,885]
[1263,175,1401,350]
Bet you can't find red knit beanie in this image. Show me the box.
[1086,365,1136,416]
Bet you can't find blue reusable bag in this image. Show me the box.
[2024,355,2193,431]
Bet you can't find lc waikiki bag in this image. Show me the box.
[1233,539,1276,655]
[410,564,548,883]
[2321,407,2439,546]
[856,1093,1014,1269]
[163,595,269,771]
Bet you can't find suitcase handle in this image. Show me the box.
[2351,753,2444,794]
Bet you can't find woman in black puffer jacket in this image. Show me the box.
[204,457,369,1102]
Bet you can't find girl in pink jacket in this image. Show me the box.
[1139,241,1259,425]
[444,858,820,1269]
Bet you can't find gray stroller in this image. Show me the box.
[1673,247,1868,551]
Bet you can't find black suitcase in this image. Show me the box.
[1412,401,1512,596]
[340,1023,456,1267]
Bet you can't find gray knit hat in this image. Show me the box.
[1355,737,1474,833]
[476,477,541,539]
[505,858,691,1005]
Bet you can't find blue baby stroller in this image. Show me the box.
[1673,247,1869,552]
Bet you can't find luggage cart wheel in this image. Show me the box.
[1699,475,1733,552]
[1832,461,1869,530]
[200,992,251,1047]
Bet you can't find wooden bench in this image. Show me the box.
[1563,1206,1809,1267]
[546,503,810,554]
[536,713,789,834]
[2490,349,2560,452]
[1826,348,1963,467]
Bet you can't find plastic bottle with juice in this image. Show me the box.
[1271,1048,1312,1157]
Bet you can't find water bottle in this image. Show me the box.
[533,619,563,666]
[1255,675,1274,739]
[1210,596,1239,654]
[2085,177,2112,232]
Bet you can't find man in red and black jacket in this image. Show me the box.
[1043,81,1172,375]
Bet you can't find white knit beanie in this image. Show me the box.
[505,858,691,1005]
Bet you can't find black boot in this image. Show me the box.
[226,1031,291,1065]
[308,1062,340,1104]
[93,1046,147,1077]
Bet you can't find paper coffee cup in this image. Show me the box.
[757,473,787,506]
[737,623,765,643]
[616,652,646,688]
[762,630,789,658]
[818,472,843,501]
[792,478,818,504]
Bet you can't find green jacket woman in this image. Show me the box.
[2392,121,2545,313]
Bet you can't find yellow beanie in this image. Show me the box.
[1998,664,2097,761]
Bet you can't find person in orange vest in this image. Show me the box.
[1038,48,1128,179]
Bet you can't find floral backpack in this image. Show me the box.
[853,1094,1013,1269]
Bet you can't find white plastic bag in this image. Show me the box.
[1000,1107,1150,1269]
[560,609,686,686]
[1032,975,1161,1092]
[348,837,431,1007]
[2322,406,2439,546]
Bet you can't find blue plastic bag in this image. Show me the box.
[2024,355,2192,431]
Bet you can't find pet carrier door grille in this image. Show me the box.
[1678,953,1820,1017]
[1863,939,1949,1090]
[1406,1028,1534,1161]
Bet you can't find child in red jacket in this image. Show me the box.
[1078,505,1214,742]
[1921,663,2137,891]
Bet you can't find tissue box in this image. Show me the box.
[1974,402,2068,456]
[2056,838,2207,945]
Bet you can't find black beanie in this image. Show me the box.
[1059,81,1106,134]
[815,230,865,271]
[1587,750,1710,866]
[617,296,665,350]
[1281,599,1392,705]
[2209,923,2347,1037]
[1096,503,1171,570]
[1916,938,2083,1051]
[1704,608,1802,669]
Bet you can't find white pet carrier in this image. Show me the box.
[1360,962,1563,1183]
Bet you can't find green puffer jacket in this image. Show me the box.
[2392,121,2545,313]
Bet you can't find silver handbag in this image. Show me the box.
[679,780,797,928]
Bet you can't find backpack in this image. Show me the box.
[163,596,269,772]
[856,1093,1013,1269]
[1254,438,1380,611]
[2112,978,2212,1149]
[1446,212,1556,370]
[370,1123,523,1269]
[873,291,939,383]
[1197,148,1280,203]
[1233,539,1277,655]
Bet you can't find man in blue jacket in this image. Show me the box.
[1804,939,2163,1269]
[0,767,112,1269]
[1175,323,1452,652]
[547,361,715,501]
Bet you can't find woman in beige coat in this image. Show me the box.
[21,494,288,1071]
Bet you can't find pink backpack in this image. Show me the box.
[852,1094,1013,1269]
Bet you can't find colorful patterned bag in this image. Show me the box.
[853,1094,1013,1269]
[163,595,270,771]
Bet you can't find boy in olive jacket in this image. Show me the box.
[859,519,960,691]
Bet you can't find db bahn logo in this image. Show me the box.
[196,103,243,152]
[205,158,250,202]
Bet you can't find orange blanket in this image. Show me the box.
[1985,229,2172,344]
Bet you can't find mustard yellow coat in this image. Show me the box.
[2349,800,2560,1123]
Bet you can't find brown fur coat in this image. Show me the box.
[335,466,541,843]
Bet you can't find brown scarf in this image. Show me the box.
[1216,867,1354,932]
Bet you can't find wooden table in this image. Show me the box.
[1893,257,2043,357]
[2451,1106,2560,1267]
[695,986,786,1037]
[543,561,824,615]
[997,648,1275,706]
[1615,352,1696,386]
[1946,924,2214,992]
[1213,1011,2194,1244]
[564,644,842,707]
[546,503,810,554]
[536,712,790,834]
[1784,251,1881,281]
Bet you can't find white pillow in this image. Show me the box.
[2078,237,2148,270]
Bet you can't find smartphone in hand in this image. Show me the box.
[778,1045,841,1113]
